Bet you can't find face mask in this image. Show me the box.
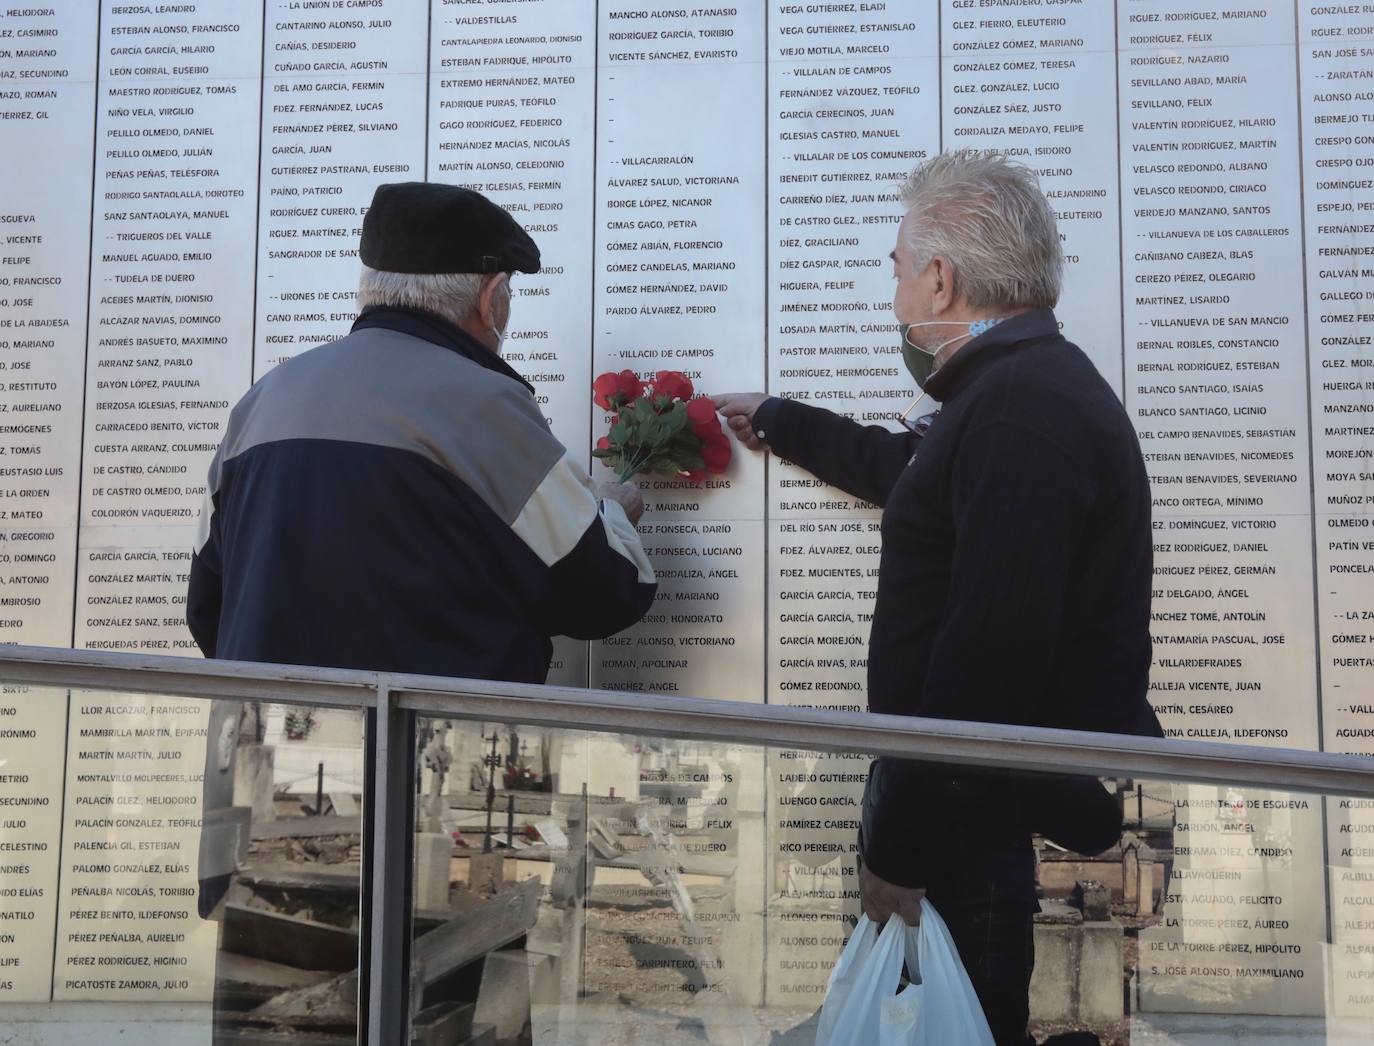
[899,323,933,388]
[898,318,1006,387]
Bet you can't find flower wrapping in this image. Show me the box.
[592,369,732,483]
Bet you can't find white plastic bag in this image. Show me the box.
[909,899,998,1045]
[814,912,913,1045]
[815,900,996,1046]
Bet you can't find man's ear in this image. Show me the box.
[475,272,508,329]
[930,256,957,316]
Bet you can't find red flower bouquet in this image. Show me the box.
[592,369,732,484]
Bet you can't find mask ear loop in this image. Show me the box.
[489,275,512,347]
[897,339,941,432]
[897,394,938,434]
[903,320,984,358]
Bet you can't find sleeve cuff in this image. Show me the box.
[859,759,931,889]
[598,497,655,584]
[750,396,785,443]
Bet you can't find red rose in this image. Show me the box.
[593,369,644,410]
[652,370,694,402]
[682,468,707,484]
[701,434,732,473]
[685,396,721,437]
[592,373,617,410]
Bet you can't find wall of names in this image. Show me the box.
[0,0,1370,1018]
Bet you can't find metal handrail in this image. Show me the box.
[4,640,1372,1044]
[2,642,1372,797]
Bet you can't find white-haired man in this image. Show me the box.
[188,181,654,678]
[718,151,1161,1044]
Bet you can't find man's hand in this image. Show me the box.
[860,862,925,926]
[712,392,770,452]
[596,480,645,527]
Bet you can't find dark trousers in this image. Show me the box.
[926,878,1036,1046]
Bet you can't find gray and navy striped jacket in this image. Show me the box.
[187,307,655,680]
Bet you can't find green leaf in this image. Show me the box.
[667,430,700,453]
[668,448,704,470]
[631,399,664,444]
[660,401,687,437]
[645,457,680,476]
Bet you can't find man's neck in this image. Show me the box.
[457,314,500,356]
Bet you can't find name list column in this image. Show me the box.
[256,0,428,374]
[76,1,261,657]
[0,2,98,1001]
[943,0,1123,385]
[428,0,597,688]
[589,5,766,704]
[587,0,767,1013]
[1122,1,1325,1016]
[765,0,938,1008]
[57,1,265,1002]
[1121,5,1318,750]
[1298,2,1374,1018]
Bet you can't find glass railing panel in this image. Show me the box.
[408,711,1374,1046]
[408,717,771,1045]
[0,681,363,1045]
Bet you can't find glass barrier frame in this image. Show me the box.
[2,641,1372,1046]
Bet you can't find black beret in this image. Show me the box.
[360,182,541,275]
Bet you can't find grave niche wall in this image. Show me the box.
[0,0,1369,1018]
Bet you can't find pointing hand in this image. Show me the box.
[712,392,770,452]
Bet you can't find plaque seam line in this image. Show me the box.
[1114,0,1127,403]
[762,0,771,1006]
[248,0,268,383]
[1290,0,1337,962]
[1290,7,1327,756]
[586,0,600,692]
[55,0,107,1001]
[423,0,433,180]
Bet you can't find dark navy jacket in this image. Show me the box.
[187,307,655,680]
[753,309,1161,898]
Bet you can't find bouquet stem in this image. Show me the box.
[617,447,650,483]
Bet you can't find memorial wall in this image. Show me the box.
[0,0,1370,1019]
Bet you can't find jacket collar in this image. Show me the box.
[923,307,1059,402]
[351,306,535,395]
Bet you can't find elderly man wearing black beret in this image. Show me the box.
[187,182,654,682]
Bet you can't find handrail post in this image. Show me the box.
[361,678,415,1046]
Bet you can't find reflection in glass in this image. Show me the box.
[0,685,363,1043]
[403,718,1374,1045]
[5,683,1373,1044]
[207,699,364,1044]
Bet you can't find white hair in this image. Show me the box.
[356,265,485,328]
[898,150,1063,311]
